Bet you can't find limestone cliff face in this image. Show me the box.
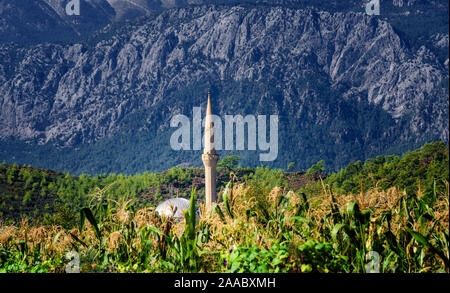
[1,6,447,143]
[0,0,115,43]
[0,4,448,172]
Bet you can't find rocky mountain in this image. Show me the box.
[106,0,208,20]
[1,1,448,44]
[0,0,117,43]
[0,2,448,174]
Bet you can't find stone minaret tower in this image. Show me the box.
[202,91,219,212]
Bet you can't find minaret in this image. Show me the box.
[202,90,219,212]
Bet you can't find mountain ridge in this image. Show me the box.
[0,3,448,174]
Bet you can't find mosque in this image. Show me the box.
[155,91,219,217]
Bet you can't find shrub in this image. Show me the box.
[224,244,290,273]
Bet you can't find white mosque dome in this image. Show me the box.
[155,198,191,218]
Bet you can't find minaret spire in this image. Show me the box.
[202,90,219,212]
[206,90,212,116]
[204,89,216,155]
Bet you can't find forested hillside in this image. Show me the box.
[1,142,447,226]
[0,142,448,273]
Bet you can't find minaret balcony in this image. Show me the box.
[202,153,219,166]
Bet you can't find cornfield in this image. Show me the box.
[0,176,448,273]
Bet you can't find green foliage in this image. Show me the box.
[80,207,102,241]
[247,166,287,191]
[163,167,192,187]
[224,244,290,273]
[22,191,32,206]
[218,156,241,169]
[287,162,295,171]
[326,142,449,199]
[297,240,349,273]
[42,205,77,229]
[0,142,448,273]
[0,164,207,224]
[306,160,325,179]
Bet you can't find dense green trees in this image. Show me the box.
[0,142,447,226]
[218,156,241,169]
[326,142,449,201]
[306,160,325,179]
